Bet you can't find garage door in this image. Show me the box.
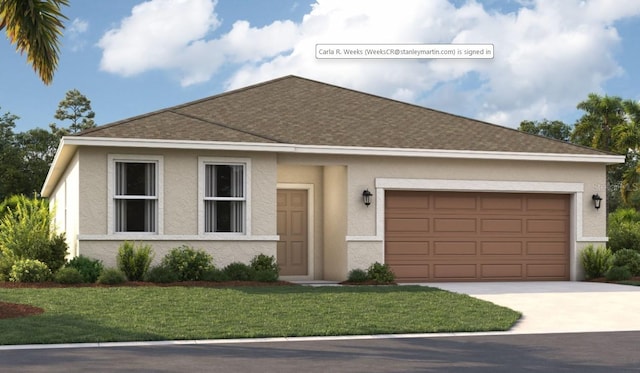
[385,191,570,282]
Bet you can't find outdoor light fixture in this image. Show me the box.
[592,194,603,210]
[362,189,373,207]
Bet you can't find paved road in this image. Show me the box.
[1,332,638,372]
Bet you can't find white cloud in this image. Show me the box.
[69,18,89,34]
[98,0,640,127]
[98,0,220,76]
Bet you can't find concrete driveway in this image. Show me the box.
[418,281,640,334]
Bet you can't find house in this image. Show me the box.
[41,75,624,282]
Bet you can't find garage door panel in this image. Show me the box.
[527,220,567,234]
[480,197,523,211]
[385,191,569,282]
[527,197,569,211]
[385,241,428,255]
[386,193,430,209]
[526,264,567,278]
[433,241,477,255]
[434,218,476,232]
[386,218,430,232]
[480,219,523,233]
[481,241,523,255]
[434,264,477,279]
[434,195,477,210]
[526,241,567,255]
[481,264,523,278]
[392,264,430,280]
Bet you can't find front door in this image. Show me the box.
[277,189,308,276]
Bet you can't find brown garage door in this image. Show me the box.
[385,191,570,282]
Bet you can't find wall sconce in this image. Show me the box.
[592,194,603,210]
[362,189,373,207]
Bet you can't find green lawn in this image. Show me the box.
[0,285,521,345]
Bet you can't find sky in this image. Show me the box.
[1,0,640,134]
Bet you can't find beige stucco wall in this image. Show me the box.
[80,240,276,268]
[278,153,609,280]
[323,166,348,280]
[73,146,278,268]
[50,151,80,258]
[77,146,277,237]
[50,146,609,281]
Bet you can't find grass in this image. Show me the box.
[0,286,521,345]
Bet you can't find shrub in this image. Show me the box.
[54,267,84,284]
[0,246,16,281]
[605,266,632,281]
[223,262,255,281]
[580,245,613,279]
[161,245,213,281]
[201,268,229,282]
[0,196,68,272]
[611,248,640,276]
[117,242,154,281]
[250,254,279,282]
[9,259,51,282]
[607,208,640,253]
[347,268,369,283]
[66,255,104,283]
[144,265,179,283]
[97,268,127,285]
[366,262,396,284]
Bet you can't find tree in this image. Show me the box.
[571,93,626,153]
[518,119,572,141]
[0,109,30,200]
[0,0,69,85]
[52,89,96,134]
[15,127,59,195]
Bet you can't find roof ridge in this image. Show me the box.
[167,110,284,143]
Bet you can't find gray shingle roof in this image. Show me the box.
[78,75,605,155]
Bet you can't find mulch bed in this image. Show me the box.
[0,280,295,319]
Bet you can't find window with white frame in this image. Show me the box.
[202,162,247,233]
[113,161,158,233]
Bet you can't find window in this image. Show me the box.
[203,164,246,233]
[113,160,158,233]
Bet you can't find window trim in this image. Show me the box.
[198,157,251,236]
[107,154,164,235]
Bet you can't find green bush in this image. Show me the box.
[580,245,613,279]
[53,267,84,284]
[366,262,396,284]
[611,248,640,276]
[9,259,51,282]
[605,266,632,281]
[250,254,279,282]
[117,242,154,281]
[144,265,179,283]
[66,255,104,283]
[0,196,68,272]
[223,262,255,281]
[201,268,229,282]
[161,245,213,281]
[607,208,640,253]
[97,268,127,285]
[347,268,369,282]
[0,246,16,281]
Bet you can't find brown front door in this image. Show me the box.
[277,189,308,276]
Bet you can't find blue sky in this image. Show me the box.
[1,0,639,133]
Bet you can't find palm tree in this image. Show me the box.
[572,93,625,152]
[614,100,640,206]
[0,0,69,85]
